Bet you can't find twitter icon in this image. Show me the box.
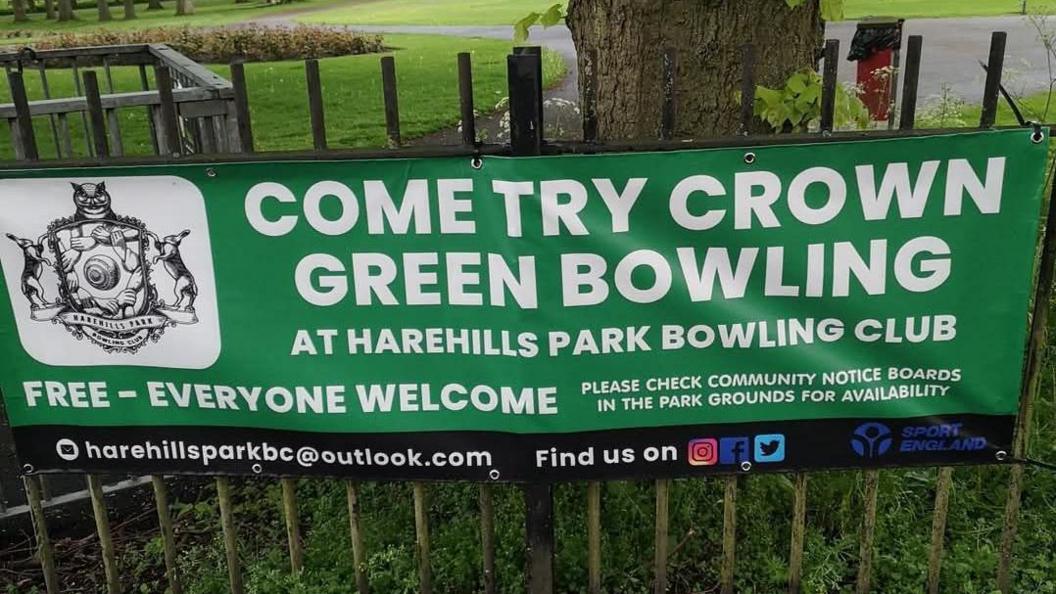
[753,434,786,463]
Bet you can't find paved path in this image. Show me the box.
[251,14,1056,138]
[342,15,1054,103]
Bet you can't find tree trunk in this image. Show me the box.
[147,0,162,10]
[122,0,134,18]
[11,0,27,22]
[95,0,110,20]
[44,0,55,19]
[175,0,193,15]
[567,0,823,140]
[57,0,73,19]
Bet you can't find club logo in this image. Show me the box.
[851,422,893,458]
[6,182,199,353]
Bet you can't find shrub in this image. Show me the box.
[23,26,385,63]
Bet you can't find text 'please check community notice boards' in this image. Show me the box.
[0,130,1048,481]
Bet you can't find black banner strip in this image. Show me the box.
[12,414,1013,482]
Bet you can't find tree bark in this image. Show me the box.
[122,0,134,18]
[95,0,111,20]
[567,0,823,140]
[44,0,55,19]
[175,0,193,15]
[57,0,74,20]
[147,0,162,10]
[12,0,27,22]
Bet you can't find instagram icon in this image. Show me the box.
[688,438,719,466]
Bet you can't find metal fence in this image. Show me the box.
[0,30,1051,594]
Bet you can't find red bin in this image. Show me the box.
[857,47,894,121]
[848,19,905,123]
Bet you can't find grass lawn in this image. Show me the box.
[0,33,565,159]
[0,0,345,36]
[846,0,1056,19]
[299,0,564,26]
[300,0,1056,26]
[0,0,1053,35]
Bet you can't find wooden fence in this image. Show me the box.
[0,30,1052,594]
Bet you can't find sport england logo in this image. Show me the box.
[850,422,893,458]
[0,177,220,369]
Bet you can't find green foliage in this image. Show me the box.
[123,447,1056,593]
[753,69,870,132]
[513,2,564,42]
[785,0,845,20]
[27,25,384,63]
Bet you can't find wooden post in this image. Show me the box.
[346,482,370,594]
[24,476,59,594]
[281,478,304,573]
[856,470,880,594]
[524,482,555,594]
[152,476,183,594]
[587,481,601,594]
[87,475,121,594]
[719,476,737,594]
[154,65,181,155]
[413,482,432,594]
[7,70,38,161]
[82,70,110,158]
[788,473,808,594]
[480,484,497,594]
[216,477,245,594]
[139,64,160,155]
[72,63,94,157]
[101,57,123,156]
[653,479,670,594]
[230,60,254,153]
[926,467,953,593]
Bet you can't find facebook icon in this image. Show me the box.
[719,437,750,465]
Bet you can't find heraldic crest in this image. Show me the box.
[6,181,199,353]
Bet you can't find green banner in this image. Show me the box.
[0,129,1048,480]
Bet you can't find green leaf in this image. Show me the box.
[513,12,541,43]
[821,0,845,21]
[539,3,564,27]
[785,0,807,7]
[755,86,783,108]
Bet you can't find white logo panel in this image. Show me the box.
[0,176,220,369]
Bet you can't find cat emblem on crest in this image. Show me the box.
[6,182,199,353]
